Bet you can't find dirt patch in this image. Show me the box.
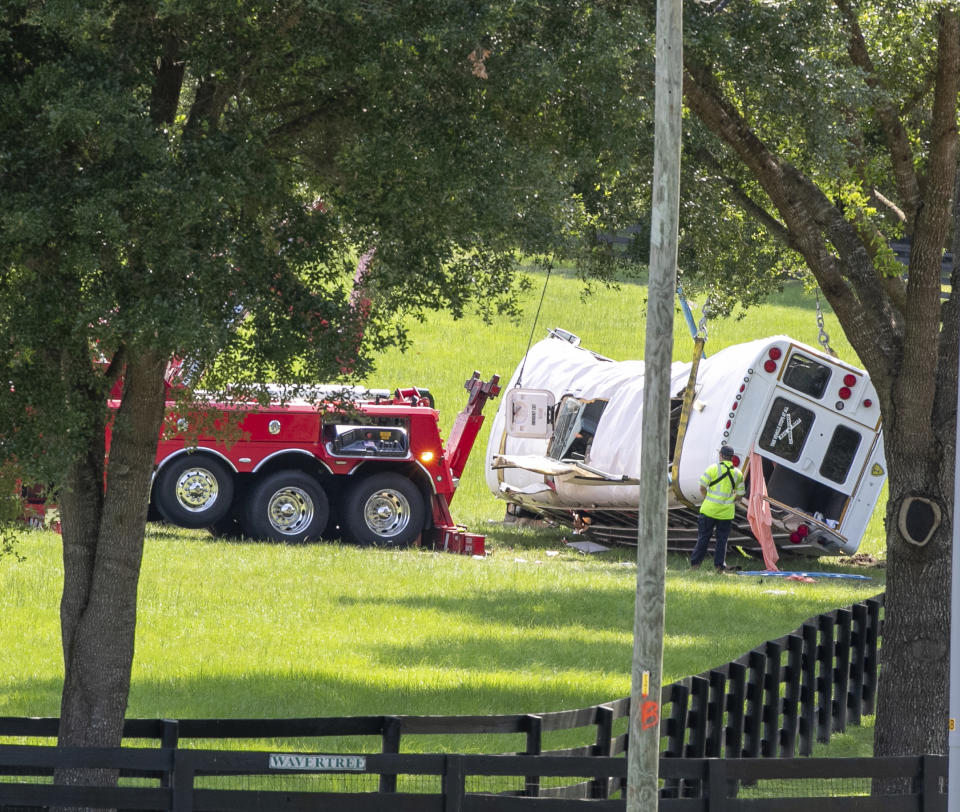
[837,552,886,568]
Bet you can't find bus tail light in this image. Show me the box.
[763,347,781,374]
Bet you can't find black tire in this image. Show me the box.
[342,472,426,547]
[242,470,329,543]
[153,455,235,529]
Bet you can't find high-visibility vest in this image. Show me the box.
[699,461,745,520]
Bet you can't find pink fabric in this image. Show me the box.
[747,451,779,572]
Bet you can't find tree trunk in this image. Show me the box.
[682,13,959,771]
[875,437,953,755]
[55,348,168,800]
[872,334,955,790]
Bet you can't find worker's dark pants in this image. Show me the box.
[690,514,733,568]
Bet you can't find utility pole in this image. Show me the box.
[627,0,682,808]
[950,336,960,810]
[948,172,960,812]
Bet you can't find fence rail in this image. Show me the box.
[0,749,946,810]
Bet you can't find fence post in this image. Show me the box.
[832,608,852,735]
[706,670,727,759]
[816,613,835,744]
[684,676,710,798]
[724,662,746,762]
[171,749,195,812]
[160,719,180,788]
[663,682,689,759]
[443,754,465,812]
[524,713,542,797]
[863,597,882,715]
[661,682,690,798]
[780,634,803,757]
[685,676,709,758]
[921,753,947,812]
[799,622,817,756]
[742,651,765,758]
[761,641,782,757]
[707,758,728,811]
[379,715,402,793]
[591,704,614,799]
[849,602,868,725]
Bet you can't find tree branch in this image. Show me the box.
[872,188,907,225]
[690,146,792,246]
[834,0,920,225]
[103,344,127,388]
[150,33,185,125]
[899,9,959,439]
[682,57,902,380]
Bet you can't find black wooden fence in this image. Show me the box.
[659,594,883,766]
[0,749,946,810]
[0,594,896,808]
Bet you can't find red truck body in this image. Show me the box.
[142,372,500,551]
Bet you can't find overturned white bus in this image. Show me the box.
[485,329,886,556]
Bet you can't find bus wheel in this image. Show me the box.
[154,455,234,529]
[243,471,329,543]
[343,473,425,547]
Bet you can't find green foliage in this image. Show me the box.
[0,0,654,485]
[670,1,948,314]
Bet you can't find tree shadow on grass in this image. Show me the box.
[1,672,623,756]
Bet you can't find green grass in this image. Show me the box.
[0,270,886,760]
[0,527,882,740]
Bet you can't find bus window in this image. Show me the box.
[547,397,608,461]
[764,458,848,524]
[820,425,862,484]
[758,397,815,463]
[783,353,832,399]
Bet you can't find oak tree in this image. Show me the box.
[678,0,958,760]
[0,0,646,788]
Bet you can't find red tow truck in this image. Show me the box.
[147,372,500,552]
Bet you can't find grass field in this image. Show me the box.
[0,268,885,758]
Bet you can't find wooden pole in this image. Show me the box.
[627,0,682,808]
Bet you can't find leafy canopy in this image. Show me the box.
[0,0,651,482]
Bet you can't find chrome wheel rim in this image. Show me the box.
[175,468,221,513]
[267,487,314,535]
[363,488,411,538]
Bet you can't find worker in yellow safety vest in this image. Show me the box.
[690,445,746,573]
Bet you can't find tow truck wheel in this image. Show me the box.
[243,471,329,543]
[343,472,425,547]
[154,455,234,529]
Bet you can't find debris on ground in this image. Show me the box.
[837,552,886,568]
[564,539,610,554]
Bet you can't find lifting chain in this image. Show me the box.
[815,289,837,357]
